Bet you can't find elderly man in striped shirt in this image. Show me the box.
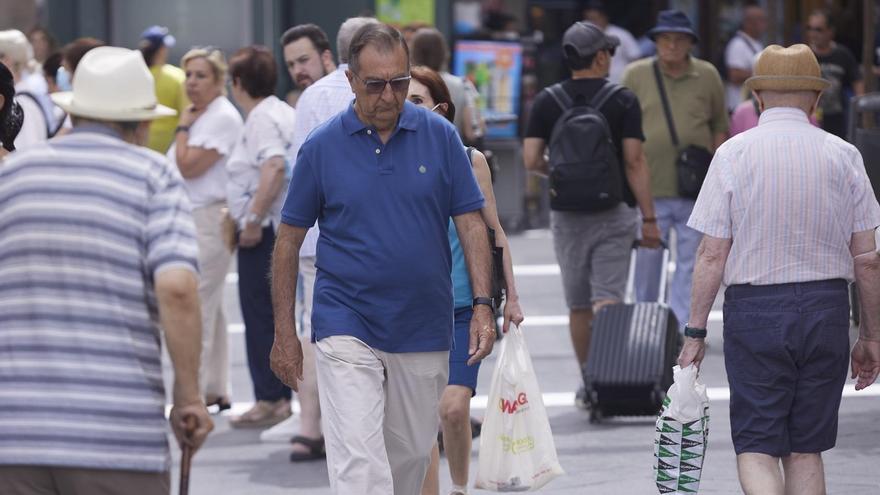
[678,44,880,495]
[0,47,212,494]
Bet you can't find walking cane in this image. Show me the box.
[179,415,197,495]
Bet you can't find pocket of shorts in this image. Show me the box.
[814,307,851,374]
[723,315,785,381]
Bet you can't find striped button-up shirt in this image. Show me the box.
[688,107,880,286]
[289,64,355,258]
[0,125,198,472]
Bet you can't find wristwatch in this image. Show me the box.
[684,325,707,339]
[472,297,496,311]
[244,211,263,226]
[175,125,190,134]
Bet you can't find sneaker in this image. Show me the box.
[574,385,590,411]
[229,399,291,429]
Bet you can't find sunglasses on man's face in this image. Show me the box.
[353,73,411,95]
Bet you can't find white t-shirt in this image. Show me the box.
[167,96,243,208]
[724,31,763,111]
[606,24,642,84]
[13,91,48,150]
[226,95,296,231]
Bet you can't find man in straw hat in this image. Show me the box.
[679,44,880,494]
[0,46,213,494]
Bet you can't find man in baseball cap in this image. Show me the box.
[524,20,659,410]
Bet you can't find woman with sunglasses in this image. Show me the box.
[409,65,524,495]
[168,47,244,415]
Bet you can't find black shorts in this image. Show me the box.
[723,279,850,457]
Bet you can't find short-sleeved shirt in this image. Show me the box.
[226,95,296,230]
[525,77,645,207]
[148,64,189,153]
[167,96,243,207]
[724,31,763,110]
[606,24,642,84]
[815,44,862,137]
[289,65,354,258]
[280,101,484,353]
[688,107,880,286]
[0,125,199,472]
[622,57,729,198]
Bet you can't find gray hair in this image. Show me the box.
[347,23,409,75]
[337,17,381,64]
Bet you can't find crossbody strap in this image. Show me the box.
[652,58,679,148]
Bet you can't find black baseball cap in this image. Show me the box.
[562,21,619,59]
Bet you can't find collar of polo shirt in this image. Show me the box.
[342,99,420,136]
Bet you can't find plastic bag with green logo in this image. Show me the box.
[654,365,710,494]
[475,324,564,491]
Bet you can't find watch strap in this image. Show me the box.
[472,297,495,310]
[684,325,707,339]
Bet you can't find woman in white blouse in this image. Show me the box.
[224,45,297,430]
[168,47,243,411]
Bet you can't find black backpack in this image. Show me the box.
[546,82,625,212]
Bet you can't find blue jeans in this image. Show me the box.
[635,198,701,329]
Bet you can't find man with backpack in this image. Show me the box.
[523,21,659,409]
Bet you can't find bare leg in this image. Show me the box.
[569,308,593,367]
[420,442,440,495]
[781,452,825,495]
[737,453,784,495]
[440,385,474,490]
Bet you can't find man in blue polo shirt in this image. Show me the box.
[269,23,495,495]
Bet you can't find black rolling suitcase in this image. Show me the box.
[582,242,681,423]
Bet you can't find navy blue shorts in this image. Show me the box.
[723,279,850,457]
[449,308,481,395]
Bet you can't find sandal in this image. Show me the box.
[289,435,326,462]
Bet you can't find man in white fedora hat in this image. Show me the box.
[679,44,880,495]
[0,46,213,495]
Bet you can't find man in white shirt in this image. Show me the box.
[271,16,381,463]
[583,1,642,84]
[724,5,767,110]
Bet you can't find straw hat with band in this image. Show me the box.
[51,46,176,122]
[744,44,830,93]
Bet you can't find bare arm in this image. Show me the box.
[622,138,660,247]
[678,235,732,369]
[156,268,213,452]
[269,223,307,390]
[174,134,222,179]
[453,210,496,364]
[238,156,288,248]
[713,132,727,151]
[851,228,880,389]
[523,137,549,177]
[471,150,523,332]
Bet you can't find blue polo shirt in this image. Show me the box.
[281,101,484,353]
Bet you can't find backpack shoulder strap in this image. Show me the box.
[465,146,476,165]
[546,83,573,112]
[15,91,51,136]
[589,83,625,111]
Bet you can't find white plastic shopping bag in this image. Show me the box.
[654,365,710,494]
[475,324,564,491]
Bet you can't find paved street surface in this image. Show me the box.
[164,229,880,494]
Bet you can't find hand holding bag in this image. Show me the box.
[654,365,710,494]
[652,60,713,199]
[475,324,564,491]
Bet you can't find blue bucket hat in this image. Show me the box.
[648,10,699,42]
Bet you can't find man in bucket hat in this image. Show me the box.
[0,46,213,494]
[679,44,880,495]
[622,10,729,334]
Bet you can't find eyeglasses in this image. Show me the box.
[352,72,411,95]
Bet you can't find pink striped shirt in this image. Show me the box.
[688,107,880,286]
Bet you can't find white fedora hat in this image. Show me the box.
[51,46,176,121]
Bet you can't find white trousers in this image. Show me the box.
[192,202,233,398]
[315,336,448,495]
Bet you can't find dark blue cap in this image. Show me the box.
[140,25,175,48]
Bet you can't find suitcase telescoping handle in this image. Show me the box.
[623,240,670,305]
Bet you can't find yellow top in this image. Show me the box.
[147,64,188,153]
